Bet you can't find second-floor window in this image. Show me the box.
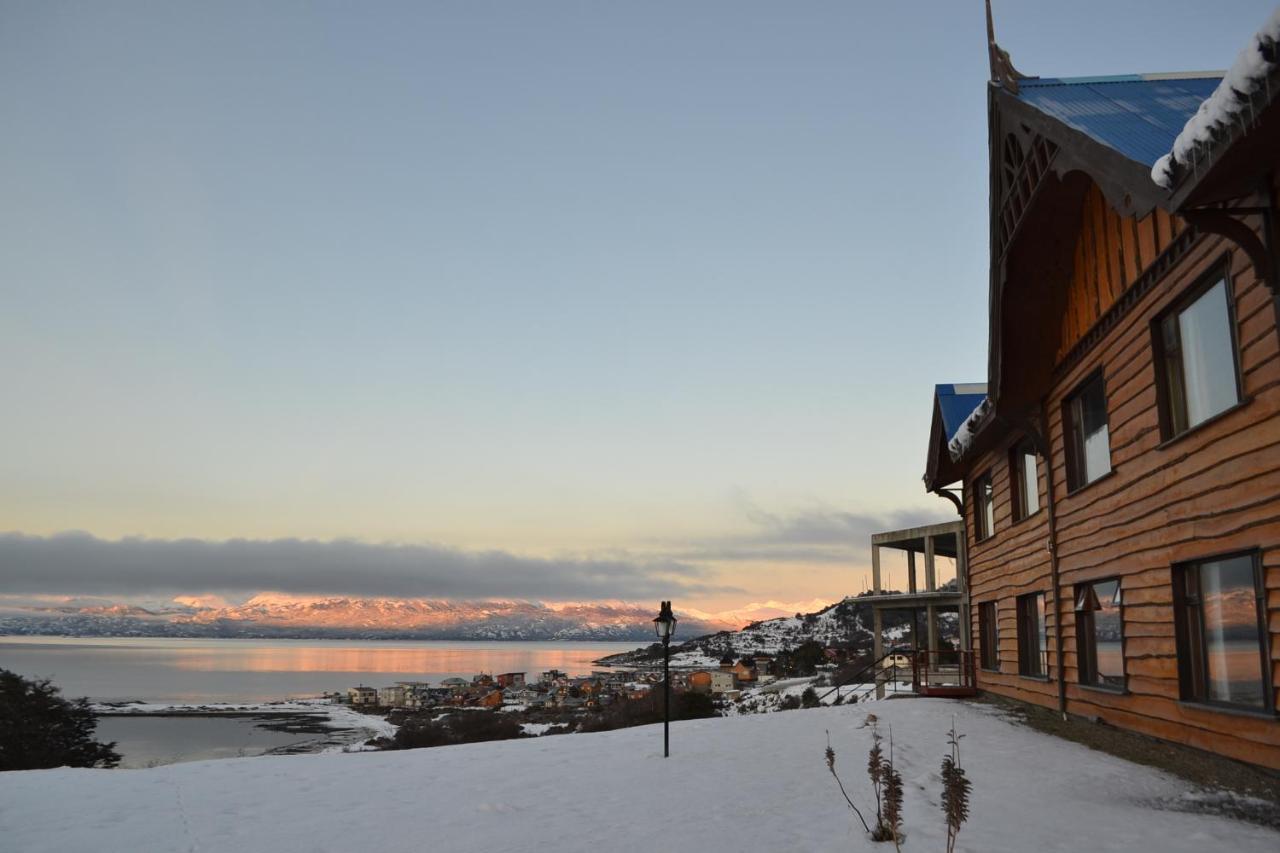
[1010,438,1040,521]
[974,470,995,541]
[1064,372,1111,491]
[1155,274,1242,438]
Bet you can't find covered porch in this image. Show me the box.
[869,520,974,698]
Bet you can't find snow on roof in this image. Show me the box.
[1151,8,1280,189]
[946,396,992,463]
[935,383,989,444]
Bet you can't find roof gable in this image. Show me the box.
[934,383,988,443]
[923,383,987,492]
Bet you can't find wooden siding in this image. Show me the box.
[966,179,1280,769]
[965,436,1056,708]
[1057,185,1185,361]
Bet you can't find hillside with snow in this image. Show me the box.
[3,699,1275,852]
[600,593,956,667]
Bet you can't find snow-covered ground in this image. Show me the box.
[728,675,915,715]
[3,699,1276,853]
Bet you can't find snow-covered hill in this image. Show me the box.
[599,593,956,667]
[4,700,1275,853]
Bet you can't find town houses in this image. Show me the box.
[341,653,789,714]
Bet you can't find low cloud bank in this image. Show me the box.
[0,532,733,601]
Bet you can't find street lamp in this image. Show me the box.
[652,600,677,758]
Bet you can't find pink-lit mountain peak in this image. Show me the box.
[175,594,751,632]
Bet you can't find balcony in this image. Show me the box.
[866,520,972,699]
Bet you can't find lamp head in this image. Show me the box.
[652,600,677,640]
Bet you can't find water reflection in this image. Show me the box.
[95,716,320,768]
[167,643,624,675]
[0,637,638,703]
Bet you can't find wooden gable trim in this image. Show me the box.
[987,81,1188,407]
[991,86,1169,221]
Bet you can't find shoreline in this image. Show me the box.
[93,699,397,758]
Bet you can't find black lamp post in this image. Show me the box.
[652,600,677,758]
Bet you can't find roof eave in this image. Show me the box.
[1160,63,1280,210]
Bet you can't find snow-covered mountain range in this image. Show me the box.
[0,594,830,642]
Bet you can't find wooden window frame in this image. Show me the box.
[973,469,994,542]
[1009,437,1040,523]
[1062,370,1111,494]
[1171,549,1274,714]
[1074,577,1126,692]
[1016,591,1048,679]
[1150,261,1244,442]
[978,601,999,671]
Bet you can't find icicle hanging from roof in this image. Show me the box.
[1151,8,1280,190]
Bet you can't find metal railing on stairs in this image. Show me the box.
[817,650,912,705]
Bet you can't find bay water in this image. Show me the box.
[1,636,639,767]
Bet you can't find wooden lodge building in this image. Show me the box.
[919,15,1280,768]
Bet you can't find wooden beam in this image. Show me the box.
[871,545,882,595]
[925,535,937,592]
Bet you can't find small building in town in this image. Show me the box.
[687,670,713,694]
[496,672,525,688]
[347,685,377,706]
[689,670,736,695]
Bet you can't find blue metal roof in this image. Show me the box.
[935,383,987,443]
[1014,74,1222,167]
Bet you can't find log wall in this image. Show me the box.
[965,177,1280,769]
[1057,184,1185,361]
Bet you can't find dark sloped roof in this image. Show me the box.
[1014,74,1221,167]
[934,383,988,443]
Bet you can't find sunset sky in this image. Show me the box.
[2,1,1273,613]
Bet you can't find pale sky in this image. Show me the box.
[2,1,1274,611]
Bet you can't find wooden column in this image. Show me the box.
[872,545,884,700]
[925,534,938,666]
[907,550,917,594]
[924,535,937,591]
[957,531,971,652]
